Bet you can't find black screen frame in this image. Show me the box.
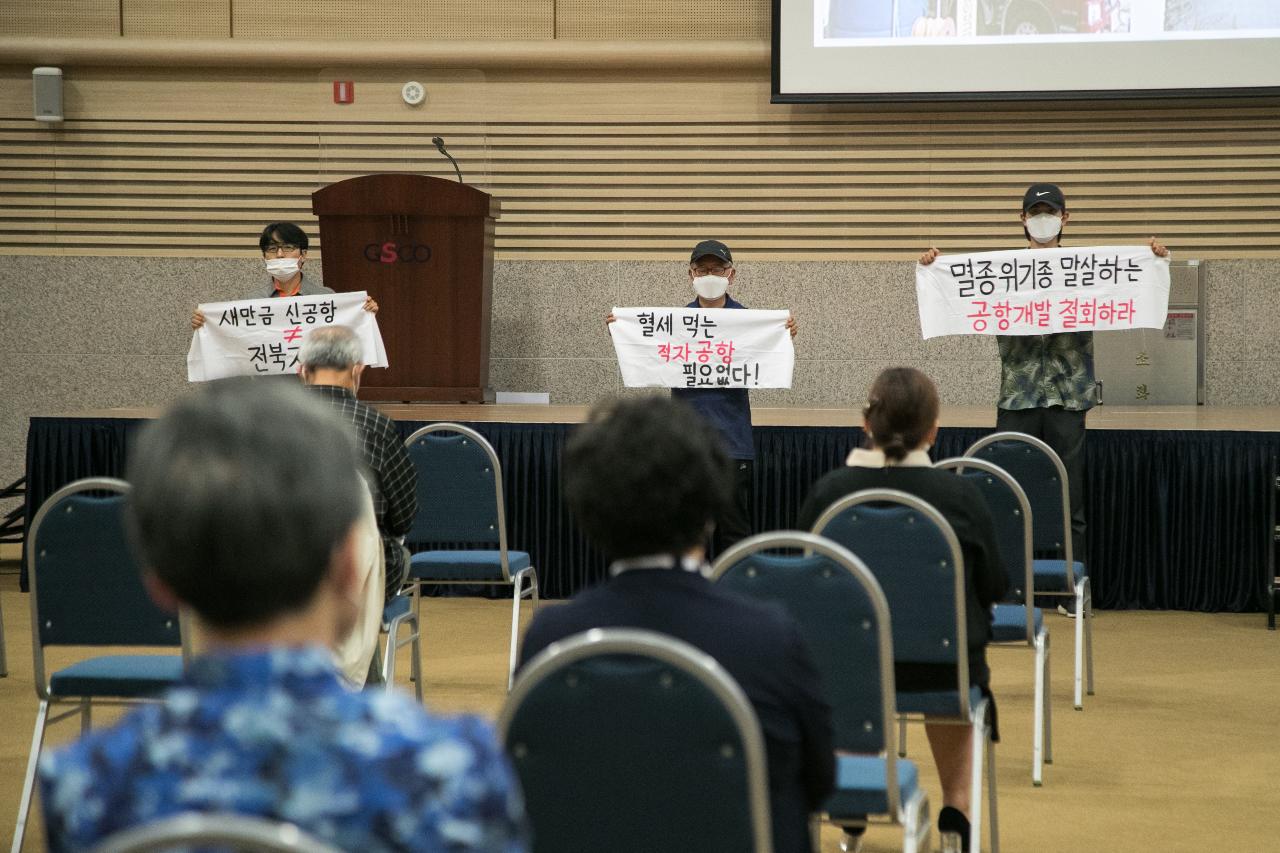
[771,0,1280,104]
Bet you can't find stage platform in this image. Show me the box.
[24,404,1278,612]
[47,403,1280,431]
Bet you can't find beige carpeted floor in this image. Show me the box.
[0,564,1275,852]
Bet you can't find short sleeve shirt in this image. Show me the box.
[39,647,527,852]
[996,332,1097,412]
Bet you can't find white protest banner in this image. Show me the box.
[915,246,1171,339]
[609,307,794,389]
[187,291,388,382]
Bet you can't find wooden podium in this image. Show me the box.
[312,173,499,402]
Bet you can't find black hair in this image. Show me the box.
[564,396,732,560]
[258,222,309,252]
[125,377,364,629]
[862,367,940,463]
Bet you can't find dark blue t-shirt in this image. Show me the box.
[670,295,755,461]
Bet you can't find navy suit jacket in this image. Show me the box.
[518,567,835,853]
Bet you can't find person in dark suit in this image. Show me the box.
[797,366,1008,853]
[518,395,834,853]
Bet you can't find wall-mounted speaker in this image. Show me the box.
[33,67,63,122]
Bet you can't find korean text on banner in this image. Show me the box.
[609,307,794,389]
[187,291,388,382]
[915,246,1171,339]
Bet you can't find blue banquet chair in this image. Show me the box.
[712,531,931,852]
[937,456,1051,786]
[814,489,1000,853]
[91,813,343,853]
[965,431,1095,710]
[15,478,188,853]
[403,423,538,690]
[500,628,773,853]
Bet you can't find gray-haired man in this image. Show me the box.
[299,327,418,603]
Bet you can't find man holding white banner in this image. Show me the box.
[189,223,377,330]
[920,183,1169,575]
[607,240,798,553]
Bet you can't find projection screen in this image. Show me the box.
[774,0,1280,101]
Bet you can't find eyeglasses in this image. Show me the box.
[263,243,301,256]
[691,265,731,277]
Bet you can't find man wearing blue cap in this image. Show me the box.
[609,239,797,554]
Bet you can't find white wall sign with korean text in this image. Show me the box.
[187,291,388,381]
[915,246,1171,339]
[609,307,794,389]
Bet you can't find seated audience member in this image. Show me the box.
[299,325,417,606]
[796,366,1007,852]
[189,222,376,329]
[518,396,835,853]
[39,379,527,853]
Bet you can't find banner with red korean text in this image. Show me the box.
[915,246,1171,339]
[187,291,388,381]
[609,307,794,389]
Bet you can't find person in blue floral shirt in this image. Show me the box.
[38,378,527,852]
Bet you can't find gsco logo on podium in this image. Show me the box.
[364,241,433,263]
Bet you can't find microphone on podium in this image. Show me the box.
[433,136,464,184]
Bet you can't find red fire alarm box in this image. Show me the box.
[333,81,354,104]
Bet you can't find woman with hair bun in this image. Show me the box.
[796,366,1007,853]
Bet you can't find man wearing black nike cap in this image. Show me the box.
[921,184,1168,578]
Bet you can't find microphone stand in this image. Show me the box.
[432,136,464,183]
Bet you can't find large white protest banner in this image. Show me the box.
[609,307,794,389]
[915,246,1171,340]
[187,291,388,382]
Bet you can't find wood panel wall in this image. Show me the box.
[0,0,1275,261]
[1,0,766,40]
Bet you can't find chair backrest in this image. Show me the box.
[499,628,772,853]
[937,457,1037,643]
[811,489,972,709]
[935,457,1033,606]
[965,431,1075,568]
[27,479,183,689]
[91,812,343,853]
[403,423,506,548]
[711,531,902,815]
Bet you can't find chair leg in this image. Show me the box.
[409,582,422,685]
[986,727,1000,853]
[902,789,929,853]
[507,569,536,692]
[898,716,908,758]
[12,700,49,853]
[968,712,985,853]
[1044,630,1054,766]
[381,618,399,693]
[0,598,8,677]
[80,699,92,734]
[1083,579,1095,697]
[1032,629,1046,786]
[1073,585,1086,710]
[409,610,424,703]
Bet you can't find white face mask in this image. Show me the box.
[692,274,730,300]
[1026,213,1063,243]
[265,257,301,281]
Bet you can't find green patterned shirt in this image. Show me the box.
[996,332,1097,411]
